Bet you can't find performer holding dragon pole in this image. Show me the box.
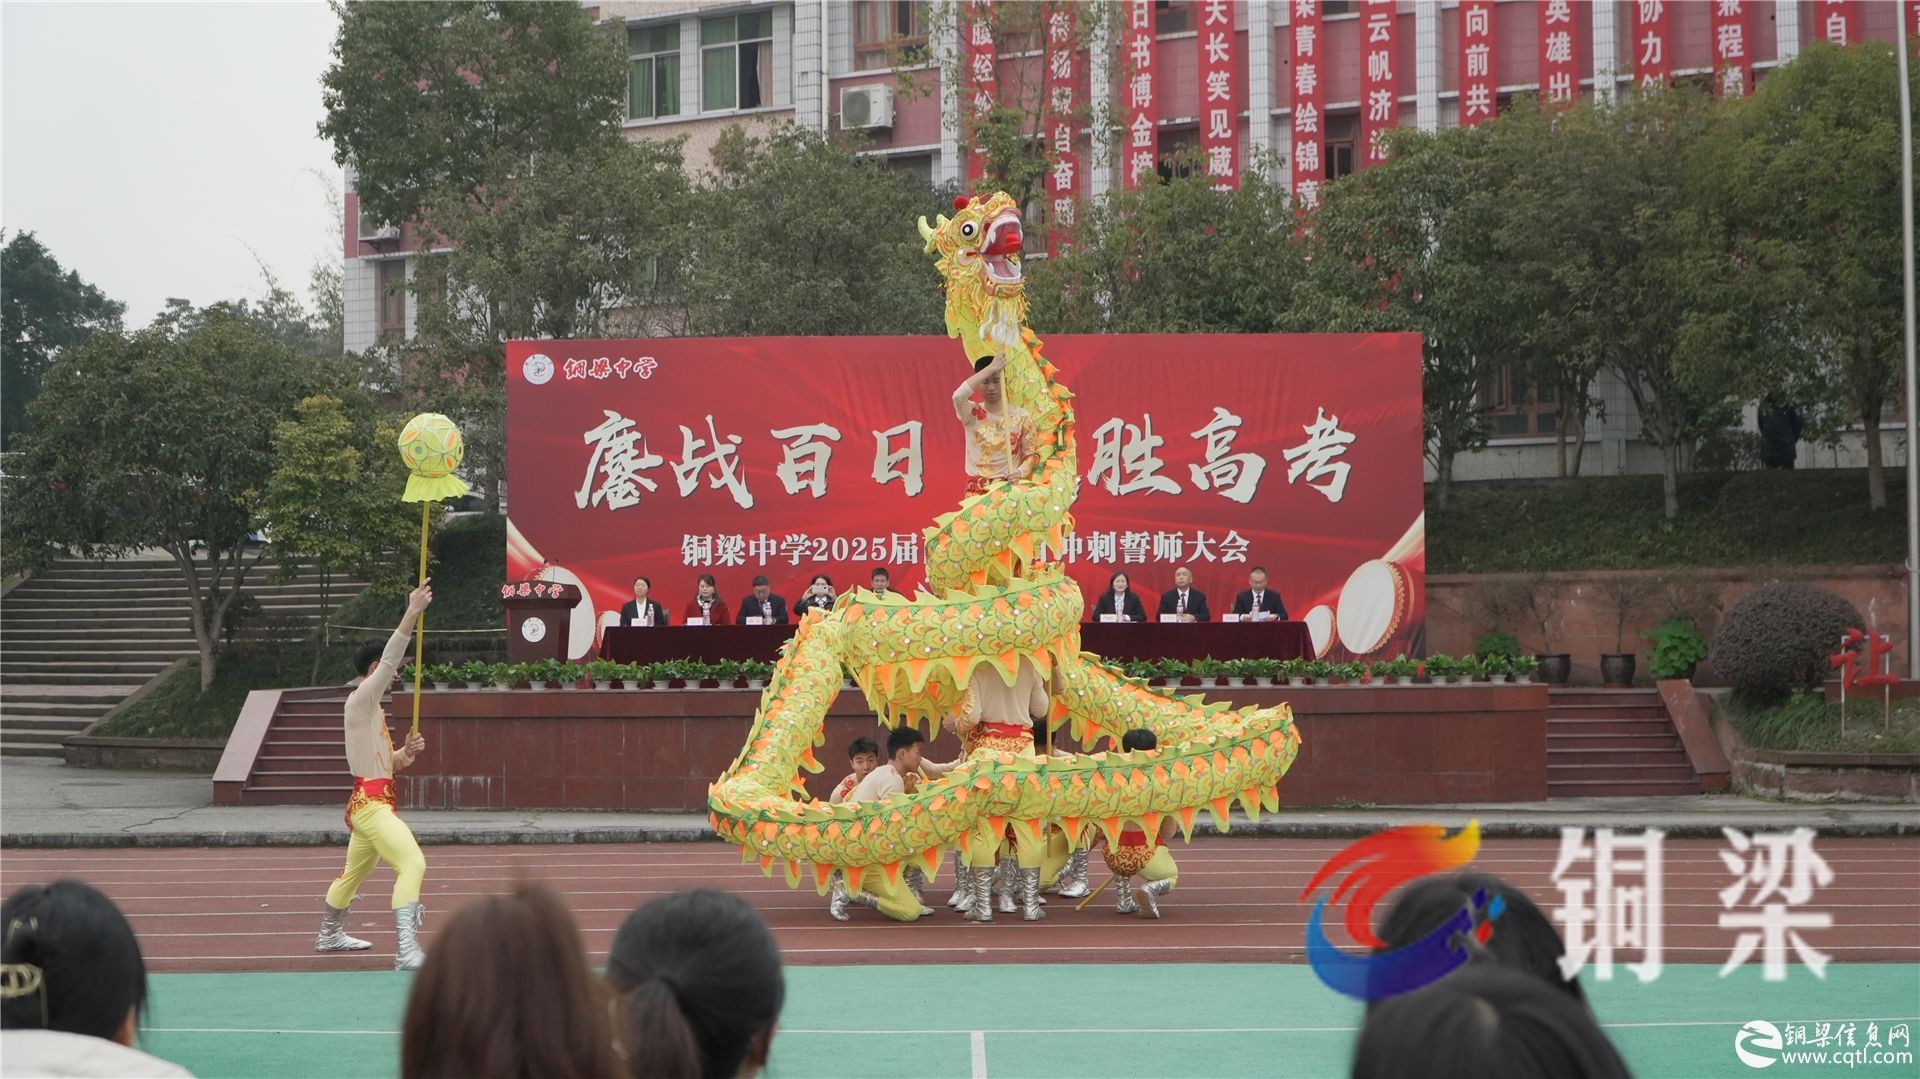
[315,580,434,969]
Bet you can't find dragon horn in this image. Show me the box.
[918,215,936,249]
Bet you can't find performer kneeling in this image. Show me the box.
[1102,729,1180,919]
[315,581,433,969]
[833,726,954,921]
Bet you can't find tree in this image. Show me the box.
[1707,41,1914,510]
[3,316,324,689]
[261,395,425,680]
[0,232,125,450]
[1290,125,1523,509]
[319,0,630,228]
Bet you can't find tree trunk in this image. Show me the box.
[167,544,220,692]
[1661,441,1681,521]
[1555,412,1570,478]
[1569,408,1588,478]
[310,571,331,685]
[1862,408,1887,511]
[1432,447,1455,510]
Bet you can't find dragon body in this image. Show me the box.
[707,194,1301,896]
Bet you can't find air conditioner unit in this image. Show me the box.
[839,84,895,131]
[357,209,400,243]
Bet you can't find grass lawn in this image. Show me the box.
[1720,691,1920,755]
[1428,468,1903,573]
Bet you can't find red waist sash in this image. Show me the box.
[344,777,396,832]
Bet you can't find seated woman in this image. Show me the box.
[792,574,836,619]
[1,880,193,1077]
[1090,571,1148,623]
[683,574,729,626]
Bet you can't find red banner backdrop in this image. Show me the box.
[964,0,996,184]
[505,335,1425,661]
[1460,0,1495,126]
[1199,0,1239,189]
[1123,0,1157,190]
[1290,0,1323,210]
[1536,0,1582,108]
[1632,0,1670,88]
[1817,0,1856,46]
[1360,0,1398,166]
[1711,1,1752,98]
[1044,3,1078,254]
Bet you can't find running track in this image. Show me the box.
[4,837,1916,974]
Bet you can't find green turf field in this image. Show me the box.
[137,963,1919,1078]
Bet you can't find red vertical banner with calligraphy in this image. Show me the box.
[964,0,996,186]
[1290,0,1323,211]
[1460,1,1496,126]
[1908,1,1920,54]
[1632,0,1670,88]
[1123,0,1157,191]
[1199,0,1239,189]
[1710,1,1751,97]
[1359,0,1397,166]
[1817,0,1856,46]
[1044,4,1078,255]
[1537,0,1581,108]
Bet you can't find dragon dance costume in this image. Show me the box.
[315,618,429,970]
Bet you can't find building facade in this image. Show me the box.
[344,0,1916,480]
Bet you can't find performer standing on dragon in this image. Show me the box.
[705,193,1301,921]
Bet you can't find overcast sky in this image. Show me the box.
[2,2,341,329]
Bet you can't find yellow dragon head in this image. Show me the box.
[918,192,1027,361]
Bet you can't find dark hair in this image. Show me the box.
[401,884,620,1079]
[1108,572,1130,591]
[1121,728,1158,752]
[1,880,148,1040]
[696,574,716,587]
[751,575,770,587]
[1370,872,1585,1008]
[634,576,652,588]
[869,566,890,579]
[973,356,995,372]
[809,574,833,587]
[606,890,785,1079]
[1352,967,1630,1079]
[1250,566,1268,575]
[847,737,879,759]
[354,638,386,678]
[886,725,925,757]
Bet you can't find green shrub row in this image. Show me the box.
[1112,653,1538,684]
[398,658,776,688]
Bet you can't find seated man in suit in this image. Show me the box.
[618,576,669,627]
[1156,566,1210,623]
[736,575,789,625]
[1231,566,1288,622]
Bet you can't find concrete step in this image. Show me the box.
[245,768,353,788]
[0,727,75,745]
[0,699,119,718]
[1548,778,1704,798]
[1547,747,1693,768]
[4,595,330,611]
[1,658,176,673]
[0,685,140,703]
[0,742,65,759]
[1546,732,1682,750]
[238,785,343,806]
[1546,717,1674,737]
[0,716,95,733]
[1,637,199,652]
[1544,703,1671,721]
[260,742,343,759]
[0,671,164,686]
[1548,762,1699,784]
[1548,689,1664,706]
[0,616,196,631]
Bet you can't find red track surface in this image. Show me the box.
[4,838,1916,974]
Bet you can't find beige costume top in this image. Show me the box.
[847,762,911,802]
[963,402,1038,482]
[344,621,411,779]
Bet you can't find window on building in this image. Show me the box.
[882,152,934,185]
[1324,114,1357,181]
[377,259,407,336]
[1481,363,1560,438]
[701,10,774,112]
[853,1,928,70]
[1321,1,1355,15]
[1155,1,1194,35]
[627,23,681,120]
[1157,127,1201,182]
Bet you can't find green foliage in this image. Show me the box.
[1,230,124,450]
[1722,692,1920,755]
[455,659,495,685]
[1709,582,1863,699]
[1510,655,1541,679]
[1379,654,1420,679]
[97,648,358,741]
[1474,632,1522,658]
[1279,658,1310,682]
[1643,618,1708,680]
[332,513,507,651]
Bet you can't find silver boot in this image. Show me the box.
[946,852,973,908]
[1114,876,1139,915]
[1055,849,1092,900]
[1020,866,1046,921]
[1140,877,1172,919]
[905,866,934,917]
[393,902,427,971]
[829,874,851,922]
[995,859,1017,914]
[964,865,996,922]
[315,901,371,952]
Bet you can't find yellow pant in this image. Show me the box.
[960,820,1055,870]
[325,802,426,910]
[861,865,925,922]
[1139,845,1178,888]
[1038,828,1078,889]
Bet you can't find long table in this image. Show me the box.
[598,620,1311,665]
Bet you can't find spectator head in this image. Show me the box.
[633,576,652,599]
[1371,871,1584,1009]
[1,880,148,1046]
[606,890,785,1079]
[1249,567,1268,591]
[1108,572,1130,595]
[1351,967,1629,1079]
[401,884,620,1079]
[354,638,386,679]
[847,737,880,779]
[807,574,834,599]
[751,575,771,600]
[696,574,717,600]
[1121,728,1158,753]
[885,725,926,773]
[1174,567,1194,589]
[973,355,1004,403]
[869,567,890,592]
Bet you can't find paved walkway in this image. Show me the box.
[5,758,1915,847]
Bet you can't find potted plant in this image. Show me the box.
[1595,574,1649,687]
[743,659,772,690]
[456,659,493,690]
[1474,631,1522,661]
[1280,658,1309,687]
[586,658,623,690]
[711,658,743,689]
[1190,657,1227,686]
[427,663,459,692]
[645,662,671,691]
[1454,655,1480,685]
[1341,661,1370,685]
[1482,653,1512,684]
[1382,653,1419,686]
[1643,617,1707,682]
[1305,659,1337,685]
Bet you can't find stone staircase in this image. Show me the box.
[0,556,361,757]
[232,690,361,805]
[1547,687,1702,798]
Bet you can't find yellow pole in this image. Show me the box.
[410,501,429,736]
